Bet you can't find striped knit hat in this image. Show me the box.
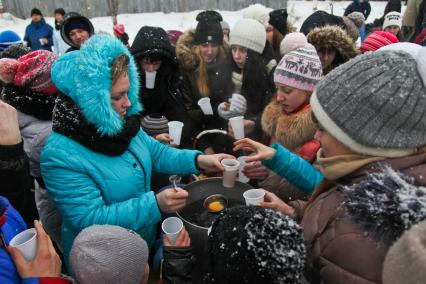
[360,31,398,53]
[274,43,322,92]
[141,114,169,135]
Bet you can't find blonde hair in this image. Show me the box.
[111,54,129,85]
[193,45,227,97]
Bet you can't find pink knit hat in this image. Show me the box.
[274,43,322,92]
[0,50,58,95]
[360,31,399,53]
[113,24,125,36]
[280,32,308,56]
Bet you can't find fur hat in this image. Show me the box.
[193,10,223,45]
[242,4,271,29]
[229,18,266,54]
[61,12,95,48]
[274,43,322,92]
[269,9,288,36]
[311,48,426,157]
[280,32,308,56]
[360,31,399,53]
[347,12,365,28]
[71,225,149,284]
[0,30,22,52]
[382,219,426,284]
[113,24,125,36]
[383,11,402,30]
[205,206,305,284]
[0,50,58,95]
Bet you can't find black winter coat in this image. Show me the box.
[0,142,38,227]
[163,246,194,284]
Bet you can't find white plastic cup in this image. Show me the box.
[162,217,183,245]
[197,97,213,115]
[9,228,38,261]
[221,158,240,188]
[168,121,184,146]
[243,189,266,206]
[39,38,44,45]
[237,156,250,183]
[145,71,157,89]
[230,93,240,112]
[229,116,244,140]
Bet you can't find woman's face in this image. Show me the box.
[314,127,354,158]
[199,42,219,64]
[317,47,336,72]
[231,45,248,69]
[275,83,310,114]
[110,73,131,119]
[266,24,274,44]
[140,58,162,72]
[384,25,400,36]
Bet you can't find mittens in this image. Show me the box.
[217,94,247,120]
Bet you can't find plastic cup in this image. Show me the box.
[39,38,44,45]
[145,71,157,89]
[229,116,244,140]
[168,121,184,146]
[221,158,240,188]
[243,189,266,206]
[162,217,183,245]
[230,93,241,112]
[197,97,213,115]
[237,156,250,183]
[9,228,38,261]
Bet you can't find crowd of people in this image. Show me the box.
[1,1,426,283]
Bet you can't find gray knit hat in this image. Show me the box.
[311,48,426,157]
[70,225,149,284]
[141,114,169,135]
[230,18,266,54]
[382,219,426,284]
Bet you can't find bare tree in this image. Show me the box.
[107,0,119,25]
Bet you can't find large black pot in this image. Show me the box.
[177,177,252,283]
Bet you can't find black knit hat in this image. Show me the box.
[269,9,289,36]
[141,114,169,135]
[131,26,175,64]
[194,10,223,45]
[31,8,42,17]
[300,10,345,35]
[61,12,94,48]
[205,206,306,284]
[1,43,30,59]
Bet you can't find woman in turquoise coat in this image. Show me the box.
[40,34,229,266]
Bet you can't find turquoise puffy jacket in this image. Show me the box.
[40,34,201,265]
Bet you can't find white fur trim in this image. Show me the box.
[310,91,416,158]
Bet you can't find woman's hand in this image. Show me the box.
[155,133,177,147]
[197,153,235,174]
[8,220,62,278]
[156,187,189,213]
[242,161,270,180]
[228,119,255,137]
[233,138,276,163]
[260,191,295,216]
[163,227,191,247]
[0,101,22,145]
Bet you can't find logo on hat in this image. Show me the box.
[208,36,212,41]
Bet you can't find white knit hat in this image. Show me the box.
[230,18,266,54]
[383,11,402,29]
[280,32,308,56]
[242,4,271,29]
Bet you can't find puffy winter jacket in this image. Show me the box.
[23,19,53,51]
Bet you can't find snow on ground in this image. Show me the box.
[0,1,403,45]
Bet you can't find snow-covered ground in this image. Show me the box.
[0,1,403,45]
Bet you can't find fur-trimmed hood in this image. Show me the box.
[343,166,426,246]
[261,100,317,150]
[307,25,359,64]
[51,34,141,136]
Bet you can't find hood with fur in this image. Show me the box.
[343,166,426,246]
[307,25,359,64]
[51,34,141,136]
[261,101,317,150]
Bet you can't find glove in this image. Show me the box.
[229,93,247,114]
